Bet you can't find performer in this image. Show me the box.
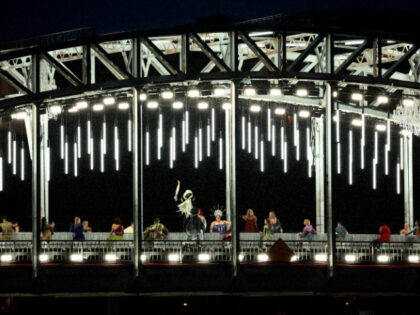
[210,209,231,233]
[174,180,195,218]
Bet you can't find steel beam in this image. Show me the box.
[180,34,189,74]
[82,45,91,85]
[40,53,82,86]
[140,37,179,75]
[287,34,324,72]
[91,43,132,80]
[0,68,32,94]
[334,40,369,75]
[190,33,231,72]
[314,116,325,233]
[383,45,418,79]
[403,133,414,227]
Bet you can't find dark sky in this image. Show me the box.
[1,0,420,42]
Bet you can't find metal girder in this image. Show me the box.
[383,45,418,79]
[335,40,370,75]
[40,52,82,86]
[0,67,32,94]
[140,37,178,75]
[91,43,132,80]
[287,34,325,72]
[238,31,279,72]
[189,33,231,73]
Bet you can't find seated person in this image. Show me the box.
[400,223,411,235]
[298,219,316,241]
[0,217,17,240]
[40,217,55,241]
[124,221,134,233]
[261,218,275,241]
[335,221,348,241]
[82,220,92,233]
[70,217,85,241]
[210,210,231,233]
[143,218,168,241]
[268,211,282,233]
[371,223,391,249]
[407,220,420,238]
[107,218,124,240]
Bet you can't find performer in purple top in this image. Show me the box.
[299,219,316,241]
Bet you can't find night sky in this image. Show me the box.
[1,0,420,234]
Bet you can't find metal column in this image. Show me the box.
[403,133,414,227]
[314,117,325,233]
[40,114,49,220]
[229,81,238,277]
[132,88,140,277]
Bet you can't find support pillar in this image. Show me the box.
[132,87,140,277]
[403,133,414,227]
[314,117,325,233]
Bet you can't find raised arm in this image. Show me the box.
[174,180,180,201]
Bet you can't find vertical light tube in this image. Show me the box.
[260,140,264,172]
[64,138,68,175]
[128,117,132,152]
[385,144,389,175]
[103,120,107,155]
[400,137,403,170]
[336,109,340,142]
[267,108,271,141]
[271,124,276,156]
[361,114,365,169]
[77,124,81,158]
[182,118,186,152]
[60,124,64,159]
[211,107,215,141]
[293,113,297,146]
[206,122,211,157]
[283,140,288,173]
[46,146,50,182]
[349,130,353,185]
[172,126,176,161]
[20,143,24,181]
[12,139,16,175]
[145,131,150,166]
[219,136,223,170]
[296,128,300,161]
[90,138,94,170]
[387,119,391,151]
[199,125,203,161]
[396,162,401,194]
[280,125,284,160]
[185,110,189,144]
[100,139,104,173]
[247,119,252,154]
[7,131,11,164]
[157,126,161,160]
[254,125,259,159]
[337,142,341,174]
[114,125,119,170]
[158,112,163,149]
[0,157,3,191]
[374,131,378,162]
[74,142,78,177]
[115,138,119,171]
[194,135,198,168]
[169,137,173,169]
[241,115,246,150]
[373,159,376,189]
[306,127,311,178]
[87,118,91,154]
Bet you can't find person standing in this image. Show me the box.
[268,211,283,233]
[70,217,85,241]
[184,208,204,241]
[241,209,258,232]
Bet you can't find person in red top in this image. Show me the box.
[379,224,391,242]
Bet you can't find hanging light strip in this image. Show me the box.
[7,131,11,164]
[260,140,264,172]
[90,138,94,170]
[100,139,104,173]
[64,138,68,175]
[219,137,223,170]
[12,139,16,175]
[387,119,391,151]
[374,131,378,163]
[271,124,275,156]
[77,124,81,158]
[400,137,403,170]
[60,124,64,159]
[128,117,132,152]
[172,126,176,161]
[182,118,186,153]
[361,114,365,169]
[385,144,389,175]
[267,108,271,141]
[145,131,150,166]
[248,119,252,154]
[194,135,198,168]
[159,112,163,149]
[373,159,376,189]
[337,142,341,174]
[283,140,288,173]
[157,125,161,161]
[306,127,311,178]
[241,115,246,150]
[396,163,400,194]
[254,125,259,159]
[74,142,78,177]
[211,107,215,141]
[186,110,190,145]
[87,118,91,154]
[20,143,24,181]
[280,125,284,160]
[336,110,340,142]
[207,122,211,157]
[114,126,119,169]
[0,157,3,191]
[199,125,203,161]
[103,120,107,155]
[293,113,297,146]
[296,128,300,161]
[169,137,173,169]
[349,130,353,185]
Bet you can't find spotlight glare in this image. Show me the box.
[257,253,269,262]
[168,253,179,262]
[400,129,411,136]
[105,254,117,262]
[50,105,62,114]
[139,93,147,101]
[376,124,386,132]
[299,110,310,118]
[315,254,327,262]
[11,111,27,120]
[222,103,231,110]
[147,101,159,109]
[296,89,308,97]
[377,255,389,263]
[76,101,88,109]
[403,98,414,107]
[377,96,388,104]
[68,106,78,113]
[172,101,184,109]
[197,102,209,110]
[103,97,115,105]
[274,107,285,115]
[187,89,200,98]
[70,254,83,262]
[93,104,104,111]
[0,254,12,262]
[250,105,261,112]
[244,87,256,96]
[39,254,49,263]
[140,254,146,261]
[290,255,298,262]
[161,91,174,99]
[345,254,356,262]
[408,255,419,263]
[118,102,129,110]
[269,87,282,96]
[214,87,226,96]
[198,253,211,261]
[351,119,362,127]
[351,93,363,101]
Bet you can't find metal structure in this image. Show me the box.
[1,23,420,290]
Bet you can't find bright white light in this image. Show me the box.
[76,101,88,109]
[7,131,11,164]
[241,116,246,150]
[140,254,146,262]
[280,126,284,160]
[206,124,211,157]
[377,96,388,104]
[296,128,300,161]
[270,88,281,96]
[351,93,363,101]
[396,162,400,194]
[250,105,261,112]
[299,110,310,118]
[128,118,132,152]
[400,129,411,136]
[172,101,183,109]
[408,255,419,263]
[248,120,252,153]
[249,31,273,36]
[349,130,353,185]
[333,91,338,97]
[70,254,83,262]
[147,101,158,109]
[103,121,107,154]
[283,141,288,173]
[387,119,391,151]
[403,99,414,107]
[373,159,376,190]
[172,126,177,161]
[187,89,200,97]
[73,142,78,177]
[351,119,362,127]
[105,254,117,262]
[197,102,209,110]
[198,253,211,261]
[254,126,259,159]
[103,97,115,105]
[376,124,386,132]
[60,124,64,159]
[11,111,26,120]
[306,127,311,178]
[118,102,129,110]
[182,120,186,152]
[272,124,275,156]
[199,127,203,161]
[77,125,81,158]
[345,40,364,45]
[168,253,179,262]
[93,104,104,111]
[400,137,403,170]
[1,254,12,262]
[211,107,216,141]
[222,103,231,110]
[161,91,174,99]
[39,254,49,263]
[194,136,198,168]
[100,139,104,173]
[385,144,388,175]
[20,146,24,181]
[377,255,389,263]
[214,87,226,96]
[50,105,62,114]
[146,131,150,166]
[257,253,269,262]
[274,107,285,115]
[290,255,298,262]
[337,142,341,174]
[267,108,271,141]
[139,93,147,101]
[68,107,78,113]
[345,255,356,262]
[65,140,68,174]
[186,111,189,144]
[219,137,223,170]
[293,113,297,146]
[260,140,264,172]
[238,254,244,262]
[244,87,256,96]
[336,110,340,141]
[12,140,16,175]
[90,138,94,170]
[296,89,308,97]
[114,126,119,171]
[315,254,327,262]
